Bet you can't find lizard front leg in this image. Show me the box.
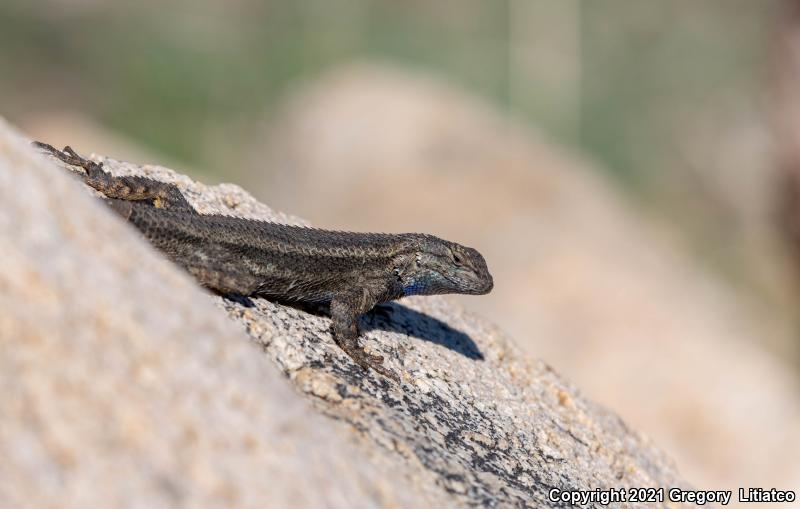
[330,288,400,382]
[33,141,195,212]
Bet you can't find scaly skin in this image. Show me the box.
[34,141,494,381]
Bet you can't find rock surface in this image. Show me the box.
[248,64,800,492]
[0,117,693,508]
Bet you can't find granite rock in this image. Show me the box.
[0,117,694,508]
[249,65,800,491]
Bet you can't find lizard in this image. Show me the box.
[33,141,494,382]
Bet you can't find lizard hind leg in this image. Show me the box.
[33,141,109,182]
[186,266,263,296]
[33,141,195,212]
[338,334,399,383]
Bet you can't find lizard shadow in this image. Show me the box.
[363,303,485,361]
[278,300,484,361]
[222,296,484,361]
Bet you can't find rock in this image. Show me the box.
[248,64,800,491]
[0,117,693,508]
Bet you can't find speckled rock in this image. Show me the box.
[249,65,800,492]
[0,119,450,509]
[0,117,695,508]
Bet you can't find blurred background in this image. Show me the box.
[3,0,799,500]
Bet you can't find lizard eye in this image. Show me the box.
[452,250,464,266]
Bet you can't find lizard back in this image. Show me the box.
[124,202,415,302]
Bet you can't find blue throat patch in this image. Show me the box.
[403,281,427,296]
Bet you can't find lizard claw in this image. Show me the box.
[366,360,401,383]
[338,340,400,382]
[32,141,67,162]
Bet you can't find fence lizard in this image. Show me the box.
[34,141,494,381]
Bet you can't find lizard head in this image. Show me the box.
[397,235,493,296]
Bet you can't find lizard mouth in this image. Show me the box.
[452,270,493,295]
[479,275,494,294]
[472,273,494,295]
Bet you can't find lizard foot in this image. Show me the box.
[337,338,400,382]
[33,141,99,173]
[33,140,195,211]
